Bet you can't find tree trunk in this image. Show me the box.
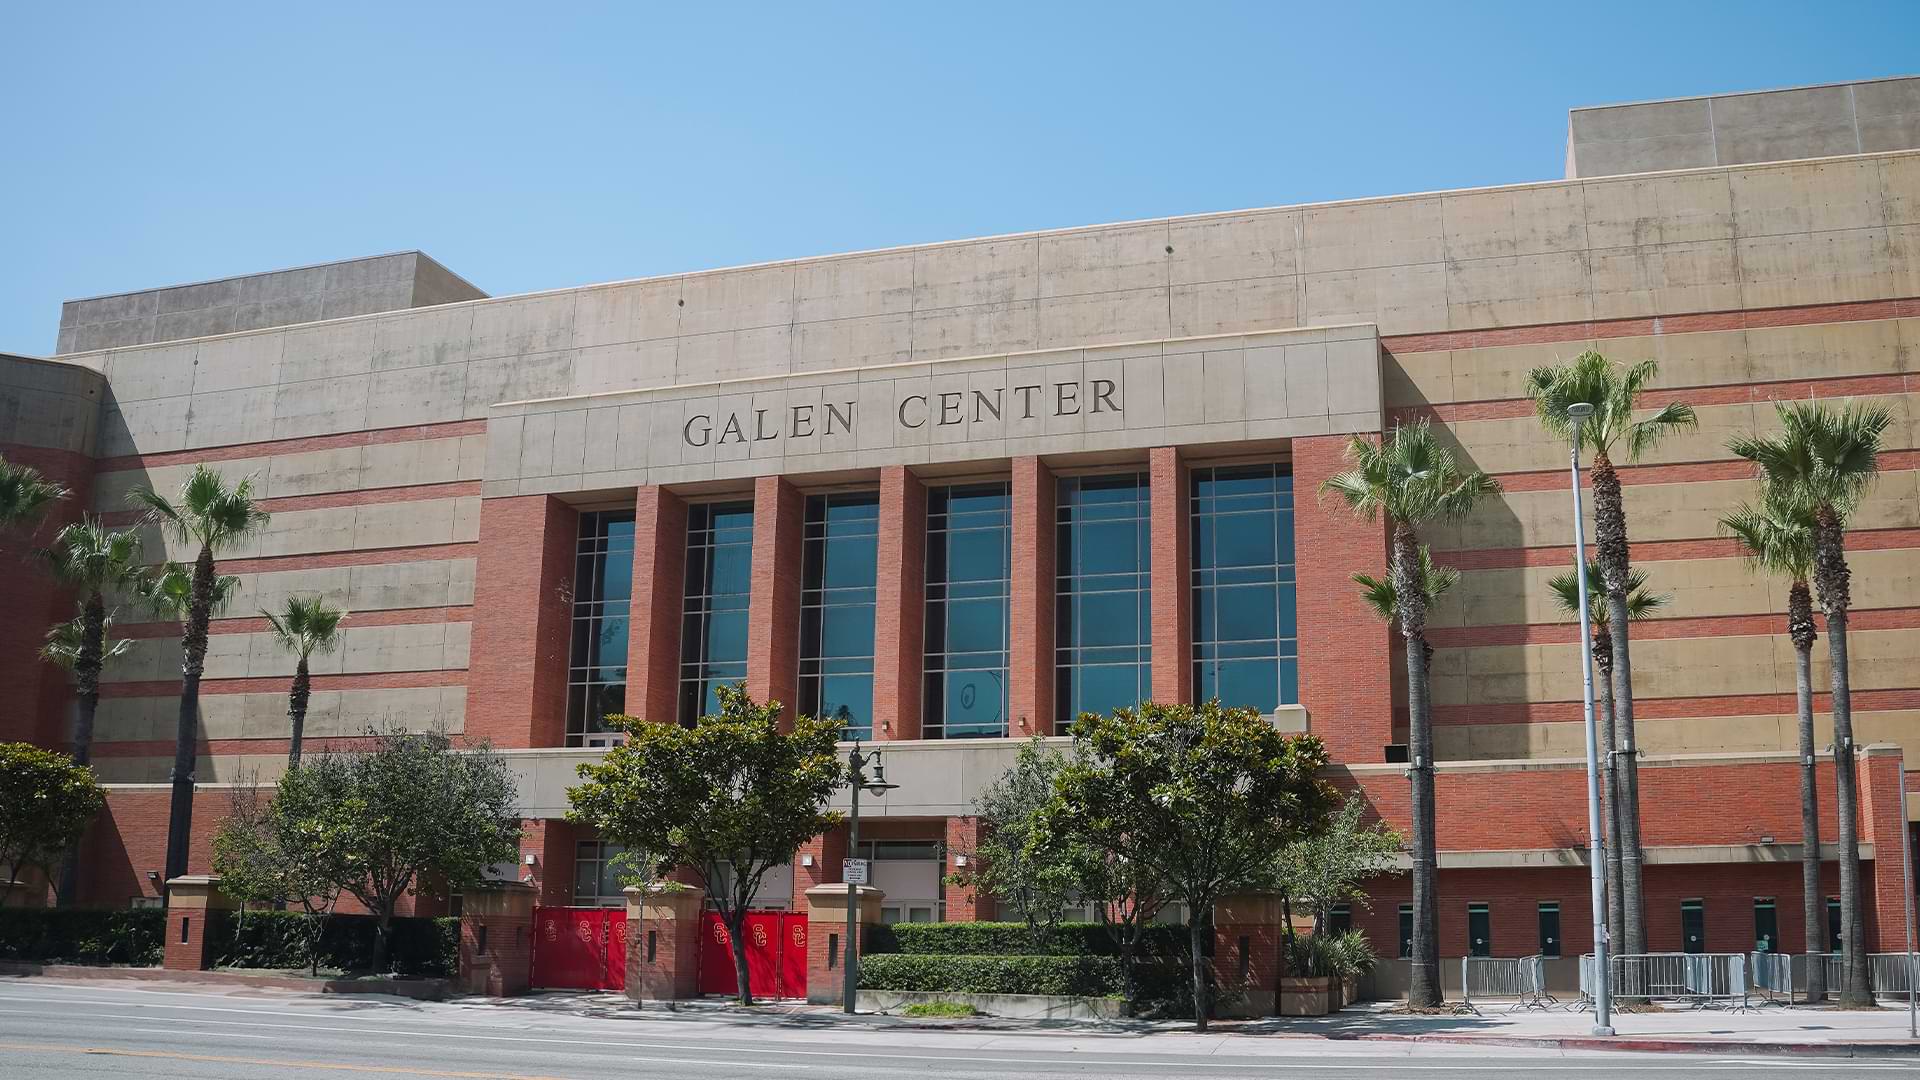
[288,658,311,766]
[1120,934,1138,1017]
[1189,916,1210,1032]
[1590,455,1645,957]
[727,910,755,1006]
[1789,580,1824,1002]
[58,591,109,907]
[1597,639,1624,955]
[164,546,217,884]
[1812,505,1870,1006]
[372,904,394,974]
[1392,523,1441,1009]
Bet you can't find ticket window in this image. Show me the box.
[1467,903,1492,958]
[1681,899,1706,954]
[1753,898,1778,953]
[1537,902,1561,958]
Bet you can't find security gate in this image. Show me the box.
[530,907,626,991]
[698,910,807,998]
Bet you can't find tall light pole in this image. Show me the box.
[1567,400,1614,1036]
[842,742,896,1014]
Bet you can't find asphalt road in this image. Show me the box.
[0,980,1914,1079]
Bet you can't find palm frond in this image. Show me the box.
[1353,546,1458,623]
[1324,421,1499,530]
[1720,493,1816,584]
[1547,560,1669,625]
[0,457,68,530]
[132,464,270,552]
[261,594,348,658]
[41,611,133,670]
[41,517,145,593]
[1528,350,1694,461]
[1729,400,1892,517]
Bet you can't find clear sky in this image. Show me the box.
[3,2,1916,354]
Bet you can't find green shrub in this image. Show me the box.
[211,911,460,976]
[1283,930,1376,980]
[858,953,1119,996]
[0,909,164,966]
[868,921,1187,959]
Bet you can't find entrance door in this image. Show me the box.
[531,907,627,990]
[698,911,807,998]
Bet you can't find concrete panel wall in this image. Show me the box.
[1569,77,1920,178]
[129,495,480,563]
[89,434,485,510]
[105,621,470,683]
[0,354,105,456]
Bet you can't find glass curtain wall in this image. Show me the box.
[566,511,634,745]
[678,501,754,725]
[1190,464,1298,713]
[924,483,1011,739]
[800,492,880,738]
[1054,472,1151,732]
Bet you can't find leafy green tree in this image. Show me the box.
[210,779,342,975]
[1044,700,1334,1031]
[1528,351,1695,956]
[949,736,1083,946]
[261,596,348,765]
[1320,420,1498,1007]
[567,685,845,1005]
[1722,493,1824,1000]
[39,518,145,766]
[0,742,105,908]
[1730,400,1893,1006]
[0,456,66,532]
[130,465,271,882]
[1270,794,1404,935]
[1546,562,1668,951]
[270,727,520,972]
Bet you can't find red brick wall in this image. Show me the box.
[467,495,579,748]
[80,787,231,908]
[627,486,687,726]
[0,444,96,750]
[1291,433,1394,763]
[1149,447,1192,705]
[944,816,995,921]
[518,818,578,908]
[747,476,803,722]
[1860,750,1911,950]
[794,826,849,901]
[1009,457,1055,737]
[873,467,925,740]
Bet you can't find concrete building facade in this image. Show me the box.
[5,78,1920,960]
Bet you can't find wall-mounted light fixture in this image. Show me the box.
[801,854,815,867]
[522,854,537,866]
[954,854,969,868]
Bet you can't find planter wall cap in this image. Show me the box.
[465,879,536,891]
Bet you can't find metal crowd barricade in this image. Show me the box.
[1869,953,1920,1000]
[1749,951,1793,1004]
[1576,953,1751,1011]
[1460,955,1554,1013]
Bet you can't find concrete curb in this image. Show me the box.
[1342,1032,1920,1058]
[0,963,451,1000]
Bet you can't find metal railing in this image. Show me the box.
[1577,953,1751,1010]
[1459,955,1554,1013]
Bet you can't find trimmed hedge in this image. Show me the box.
[858,953,1120,997]
[867,921,1190,959]
[0,908,165,966]
[212,911,459,977]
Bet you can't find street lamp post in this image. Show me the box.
[1567,400,1614,1036]
[843,742,896,1015]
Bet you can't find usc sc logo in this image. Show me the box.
[712,923,729,945]
[791,924,806,949]
[542,919,558,942]
[751,924,769,948]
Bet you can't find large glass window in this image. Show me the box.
[573,839,631,907]
[679,501,754,726]
[566,511,634,745]
[800,492,879,739]
[1055,472,1151,732]
[924,483,1010,739]
[1190,464,1298,713]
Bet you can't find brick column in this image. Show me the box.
[468,495,580,748]
[1149,447,1192,705]
[624,885,704,1000]
[1290,433,1394,764]
[628,486,688,726]
[457,881,536,996]
[1214,891,1284,1018]
[794,825,849,899]
[747,476,804,722]
[873,466,926,740]
[804,883,884,1006]
[1859,745,1910,950]
[161,875,233,972]
[1008,457,1056,737]
[517,819,577,908]
[944,815,996,921]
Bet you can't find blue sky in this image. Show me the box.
[3,2,1915,353]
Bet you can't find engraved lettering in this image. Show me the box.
[938,392,963,426]
[753,409,778,441]
[825,401,854,436]
[973,389,1002,423]
[898,394,928,429]
[790,404,814,438]
[1092,378,1119,414]
[719,414,746,444]
[684,415,712,447]
[1013,384,1042,419]
[1055,381,1080,416]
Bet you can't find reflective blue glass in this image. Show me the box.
[679,501,755,726]
[568,511,637,742]
[1055,473,1151,730]
[801,492,880,739]
[925,483,1010,739]
[1191,464,1298,713]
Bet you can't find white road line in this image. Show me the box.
[128,1027,278,1040]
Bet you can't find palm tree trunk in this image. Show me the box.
[1789,581,1824,1002]
[1596,639,1625,954]
[288,658,311,766]
[1590,455,1646,956]
[59,591,109,907]
[164,545,217,885]
[1812,506,1870,1006]
[1392,523,1441,1008]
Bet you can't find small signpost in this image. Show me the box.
[842,858,869,885]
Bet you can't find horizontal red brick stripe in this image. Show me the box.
[98,480,481,526]
[1381,296,1920,355]
[101,668,467,699]
[94,419,486,472]
[1428,606,1920,649]
[208,541,478,577]
[1491,453,1920,493]
[117,606,473,639]
[1434,687,1920,727]
[1436,526,1920,570]
[89,735,418,758]
[1396,371,1920,426]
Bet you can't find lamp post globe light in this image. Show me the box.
[843,741,897,1014]
[1564,401,1614,1035]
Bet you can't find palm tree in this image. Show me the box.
[262,596,347,766]
[41,611,133,905]
[1527,351,1694,955]
[0,456,67,531]
[1730,400,1892,1007]
[1353,544,1460,677]
[1547,562,1669,956]
[1721,492,1825,1000]
[129,465,270,883]
[1322,420,1500,1008]
[40,519,146,767]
